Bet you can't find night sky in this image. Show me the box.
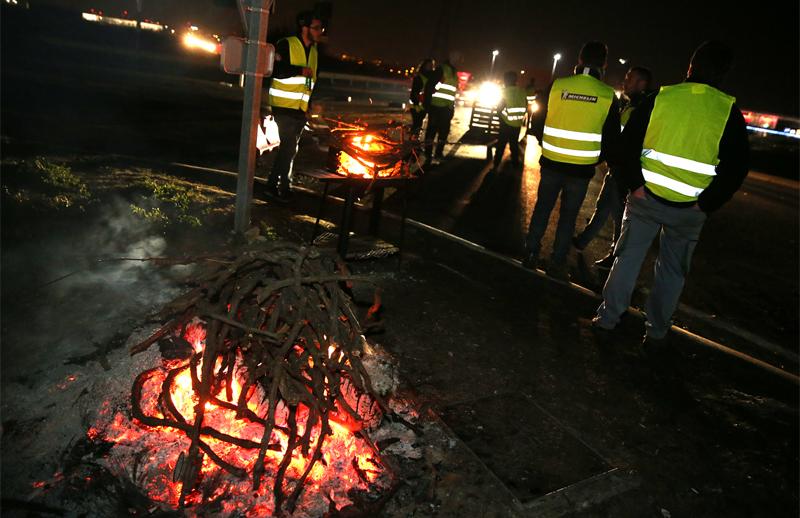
[40,0,800,115]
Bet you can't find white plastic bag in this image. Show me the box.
[256,115,281,154]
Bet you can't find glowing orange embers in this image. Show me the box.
[332,129,411,179]
[89,321,387,517]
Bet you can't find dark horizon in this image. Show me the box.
[30,0,800,116]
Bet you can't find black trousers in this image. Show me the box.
[267,111,306,193]
[494,121,521,167]
[424,106,453,160]
[411,108,427,137]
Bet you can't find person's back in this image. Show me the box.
[522,41,620,279]
[594,40,749,344]
[493,71,528,169]
[424,58,459,164]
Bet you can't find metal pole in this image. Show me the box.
[234,0,272,234]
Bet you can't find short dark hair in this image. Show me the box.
[503,70,518,86]
[629,66,653,88]
[578,41,607,68]
[690,40,733,81]
[296,11,314,28]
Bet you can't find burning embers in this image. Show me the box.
[329,126,417,179]
[88,243,394,516]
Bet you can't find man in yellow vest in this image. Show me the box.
[410,58,435,138]
[264,11,323,202]
[574,66,653,269]
[424,56,458,165]
[593,41,749,346]
[493,70,528,170]
[522,41,621,280]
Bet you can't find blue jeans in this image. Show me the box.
[267,112,306,193]
[524,166,591,265]
[574,171,624,252]
[595,192,707,338]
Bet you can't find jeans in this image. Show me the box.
[524,166,591,265]
[267,111,306,193]
[424,106,453,160]
[494,121,521,167]
[595,192,707,338]
[574,171,624,251]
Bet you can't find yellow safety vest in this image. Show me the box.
[500,86,528,127]
[268,36,318,112]
[430,63,457,108]
[641,82,734,202]
[541,74,615,165]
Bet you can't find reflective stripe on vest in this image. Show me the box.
[431,64,457,108]
[500,86,528,127]
[640,82,734,202]
[541,74,615,165]
[268,36,318,112]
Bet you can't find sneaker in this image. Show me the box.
[521,252,538,270]
[594,253,614,269]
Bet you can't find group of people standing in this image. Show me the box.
[522,40,748,345]
[259,12,750,346]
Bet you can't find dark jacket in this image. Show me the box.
[410,70,433,107]
[617,78,749,213]
[531,68,621,179]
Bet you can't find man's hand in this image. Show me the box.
[631,186,646,199]
[300,67,313,78]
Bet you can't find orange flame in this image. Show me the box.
[89,323,385,515]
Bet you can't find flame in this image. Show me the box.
[336,134,403,178]
[89,323,386,515]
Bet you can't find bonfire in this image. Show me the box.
[86,242,403,516]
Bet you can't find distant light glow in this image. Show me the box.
[619,58,627,65]
[182,32,219,54]
[553,53,562,61]
[477,81,502,107]
[82,12,164,31]
[747,126,800,139]
[492,50,500,57]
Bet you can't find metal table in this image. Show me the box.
[304,171,419,258]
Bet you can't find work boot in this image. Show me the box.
[594,253,614,270]
[521,252,538,270]
[590,315,616,332]
[545,262,569,281]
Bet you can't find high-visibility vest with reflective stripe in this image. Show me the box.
[411,74,428,113]
[430,64,457,108]
[641,82,734,202]
[541,74,615,165]
[500,86,528,127]
[268,36,318,112]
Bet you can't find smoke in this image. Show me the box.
[1,196,187,385]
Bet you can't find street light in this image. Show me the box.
[490,49,499,78]
[618,58,627,65]
[551,53,562,80]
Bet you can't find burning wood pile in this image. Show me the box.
[328,125,418,179]
[87,242,403,516]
